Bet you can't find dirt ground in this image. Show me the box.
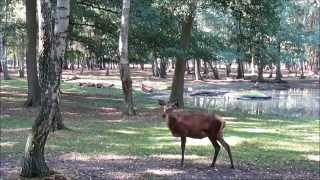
[1,69,319,179]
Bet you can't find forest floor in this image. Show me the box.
[1,69,319,179]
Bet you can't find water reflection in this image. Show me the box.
[187,89,320,118]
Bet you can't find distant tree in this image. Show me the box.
[0,0,11,80]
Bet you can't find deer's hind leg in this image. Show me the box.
[217,137,234,169]
[209,136,220,167]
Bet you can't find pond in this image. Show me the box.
[149,88,320,119]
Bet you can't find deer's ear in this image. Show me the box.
[158,99,166,106]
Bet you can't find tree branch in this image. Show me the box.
[78,1,119,14]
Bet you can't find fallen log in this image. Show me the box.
[79,82,114,88]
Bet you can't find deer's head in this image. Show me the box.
[158,100,178,118]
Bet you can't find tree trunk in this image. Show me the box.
[250,53,255,75]
[140,63,144,70]
[18,37,25,78]
[300,59,305,79]
[194,59,202,80]
[268,64,273,78]
[169,1,196,107]
[203,61,208,77]
[236,13,244,79]
[0,34,10,80]
[256,62,264,82]
[236,58,244,79]
[159,58,167,78]
[119,0,135,115]
[25,0,41,107]
[21,0,60,177]
[52,0,70,130]
[152,58,159,77]
[226,63,231,77]
[105,61,110,76]
[208,61,219,79]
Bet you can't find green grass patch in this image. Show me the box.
[1,79,319,173]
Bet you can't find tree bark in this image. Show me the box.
[208,60,219,79]
[226,63,231,77]
[21,0,57,177]
[268,64,273,78]
[0,34,10,80]
[52,0,70,130]
[256,60,264,82]
[236,58,244,79]
[194,59,202,80]
[159,58,167,78]
[169,1,196,108]
[119,0,135,115]
[18,37,25,78]
[25,0,41,107]
[203,61,208,77]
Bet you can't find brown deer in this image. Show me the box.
[159,100,234,168]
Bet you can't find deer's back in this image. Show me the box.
[167,111,223,139]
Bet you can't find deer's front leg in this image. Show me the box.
[180,137,186,167]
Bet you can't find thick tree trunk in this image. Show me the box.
[52,0,70,130]
[21,0,57,177]
[25,0,41,107]
[194,59,202,80]
[119,0,135,115]
[169,2,196,107]
[0,34,10,80]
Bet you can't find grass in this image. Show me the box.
[1,79,319,174]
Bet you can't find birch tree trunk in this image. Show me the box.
[119,0,135,115]
[25,0,41,107]
[21,0,70,177]
[52,0,70,130]
[169,1,196,107]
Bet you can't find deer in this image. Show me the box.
[158,100,234,169]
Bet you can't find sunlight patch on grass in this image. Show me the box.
[225,136,247,146]
[236,128,276,134]
[110,130,139,135]
[145,169,184,176]
[305,155,320,162]
[0,141,18,148]
[1,128,31,133]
